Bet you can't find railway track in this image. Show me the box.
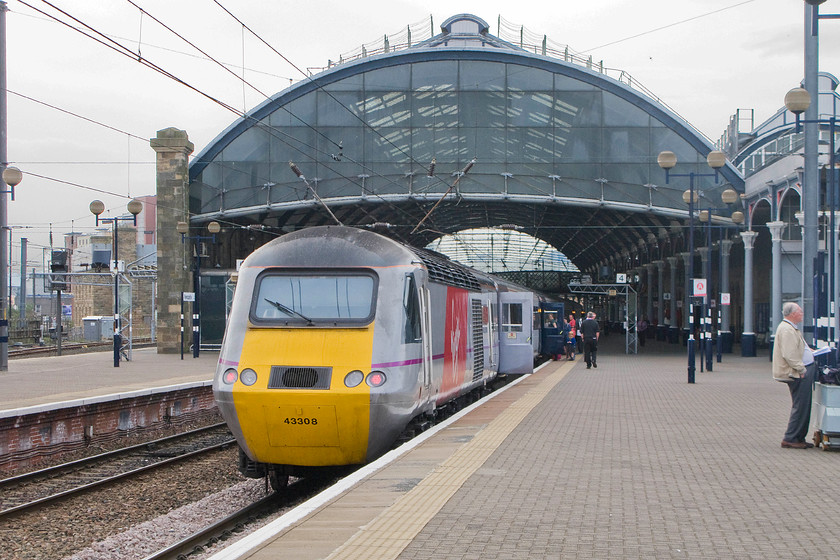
[0,423,234,518]
[140,473,351,560]
[8,339,155,358]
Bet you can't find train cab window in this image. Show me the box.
[403,274,422,343]
[533,307,542,331]
[251,271,377,326]
[501,303,523,332]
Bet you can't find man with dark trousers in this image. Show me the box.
[772,302,815,449]
[580,311,601,369]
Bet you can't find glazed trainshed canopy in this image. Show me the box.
[189,14,744,274]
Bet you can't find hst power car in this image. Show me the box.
[213,226,559,487]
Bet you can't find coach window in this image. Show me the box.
[403,274,422,343]
[502,302,523,332]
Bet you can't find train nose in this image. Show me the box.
[227,364,373,467]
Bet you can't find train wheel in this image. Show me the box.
[268,469,289,492]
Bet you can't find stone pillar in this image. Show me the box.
[151,128,194,353]
[719,239,734,353]
[767,221,785,353]
[668,256,679,343]
[741,231,758,357]
[655,260,666,340]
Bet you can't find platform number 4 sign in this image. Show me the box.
[616,273,627,284]
[693,278,707,298]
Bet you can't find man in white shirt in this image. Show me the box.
[772,302,815,449]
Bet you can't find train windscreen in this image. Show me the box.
[250,271,377,325]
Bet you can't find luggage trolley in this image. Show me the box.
[813,381,840,450]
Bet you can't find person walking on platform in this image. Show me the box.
[581,311,600,369]
[637,316,648,347]
[772,302,815,449]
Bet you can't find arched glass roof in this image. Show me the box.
[188,14,743,274]
[426,228,578,273]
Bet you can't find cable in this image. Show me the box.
[582,0,757,53]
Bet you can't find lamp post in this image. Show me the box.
[786,84,839,351]
[90,199,143,367]
[0,165,20,371]
[794,0,840,345]
[177,220,220,358]
[658,150,727,383]
[697,197,744,371]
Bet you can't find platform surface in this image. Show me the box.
[0,347,217,415]
[208,337,838,560]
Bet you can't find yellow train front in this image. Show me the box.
[214,226,541,485]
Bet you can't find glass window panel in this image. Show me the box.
[364,91,411,127]
[459,127,506,163]
[322,73,364,91]
[252,273,376,324]
[459,60,505,90]
[650,127,701,167]
[270,127,317,165]
[502,303,523,332]
[459,91,506,127]
[602,93,651,127]
[411,61,458,91]
[604,127,650,163]
[365,127,412,163]
[458,172,504,194]
[509,92,555,127]
[365,65,410,90]
[599,166,652,200]
[554,73,598,91]
[557,127,602,162]
[269,95,316,127]
[554,91,602,127]
[316,90,365,127]
[412,91,459,128]
[316,126,363,163]
[220,126,270,162]
[365,167,410,195]
[507,65,553,91]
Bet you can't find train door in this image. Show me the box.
[416,279,433,393]
[541,302,565,358]
[405,273,433,395]
[498,291,535,374]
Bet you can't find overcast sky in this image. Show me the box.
[5,0,840,272]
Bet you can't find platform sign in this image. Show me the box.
[616,273,627,284]
[183,292,195,302]
[721,292,731,306]
[693,278,707,297]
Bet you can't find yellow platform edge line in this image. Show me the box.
[325,361,573,560]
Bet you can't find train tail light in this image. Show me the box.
[366,371,386,387]
[223,369,238,384]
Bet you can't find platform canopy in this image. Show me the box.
[189,14,743,274]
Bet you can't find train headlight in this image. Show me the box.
[366,371,386,387]
[240,369,258,386]
[223,368,238,384]
[344,370,364,388]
